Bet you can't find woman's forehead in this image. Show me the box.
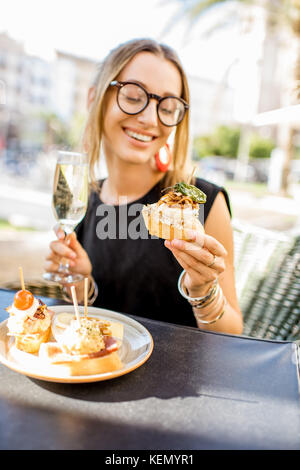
[117,51,182,96]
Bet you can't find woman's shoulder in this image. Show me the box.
[194,176,223,194]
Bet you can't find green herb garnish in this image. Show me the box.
[162,182,206,204]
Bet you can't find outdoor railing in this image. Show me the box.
[233,219,300,341]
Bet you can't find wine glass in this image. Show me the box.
[43,150,88,284]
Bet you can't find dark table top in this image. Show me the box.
[0,288,299,450]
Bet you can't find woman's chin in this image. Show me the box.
[119,151,153,166]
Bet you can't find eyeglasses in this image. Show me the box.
[110,80,189,127]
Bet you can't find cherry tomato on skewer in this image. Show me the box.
[14,290,34,310]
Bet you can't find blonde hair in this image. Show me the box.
[83,38,193,190]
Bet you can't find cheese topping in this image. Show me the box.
[9,297,40,319]
[60,318,105,355]
[7,298,51,336]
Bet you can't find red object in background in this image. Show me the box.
[155,144,172,172]
[0,135,5,151]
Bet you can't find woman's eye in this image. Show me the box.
[160,107,173,115]
[125,95,142,103]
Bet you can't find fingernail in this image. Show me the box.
[70,251,76,259]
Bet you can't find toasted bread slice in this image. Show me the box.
[15,327,51,354]
[142,204,204,241]
[39,340,123,376]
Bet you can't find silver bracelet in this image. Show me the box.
[195,299,227,325]
[177,270,218,308]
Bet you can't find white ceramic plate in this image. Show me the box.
[0,305,154,383]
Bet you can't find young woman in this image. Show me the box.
[45,38,243,335]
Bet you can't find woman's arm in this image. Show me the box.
[196,191,242,334]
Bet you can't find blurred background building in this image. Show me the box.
[54,50,96,122]
[0,32,95,161]
[1,1,299,189]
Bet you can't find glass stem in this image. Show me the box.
[58,232,71,274]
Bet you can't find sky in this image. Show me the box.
[1,0,179,60]
[0,0,245,82]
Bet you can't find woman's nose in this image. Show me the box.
[137,99,158,127]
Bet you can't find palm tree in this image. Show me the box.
[165,0,300,194]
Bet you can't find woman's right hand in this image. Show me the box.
[45,225,92,280]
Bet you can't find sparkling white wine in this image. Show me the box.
[52,162,88,234]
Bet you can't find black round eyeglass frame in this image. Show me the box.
[109,80,189,127]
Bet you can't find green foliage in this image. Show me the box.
[193,134,213,158]
[39,111,70,146]
[249,134,276,159]
[193,125,276,159]
[293,146,300,159]
[193,125,240,158]
[38,111,86,149]
[68,112,86,148]
[214,126,241,157]
[0,218,36,231]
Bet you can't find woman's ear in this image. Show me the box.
[87,86,96,111]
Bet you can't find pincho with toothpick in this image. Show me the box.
[39,281,124,376]
[142,167,206,241]
[6,267,53,353]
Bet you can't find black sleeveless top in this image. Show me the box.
[75,177,231,327]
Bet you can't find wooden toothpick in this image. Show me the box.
[71,286,81,326]
[84,277,88,317]
[187,166,197,185]
[18,267,25,291]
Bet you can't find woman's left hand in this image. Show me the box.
[164,229,228,298]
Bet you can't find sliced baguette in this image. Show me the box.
[39,339,123,376]
[15,327,51,354]
[142,204,204,241]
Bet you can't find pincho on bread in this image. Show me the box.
[39,285,123,376]
[142,181,206,241]
[6,268,52,354]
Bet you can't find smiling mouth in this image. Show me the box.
[124,128,156,143]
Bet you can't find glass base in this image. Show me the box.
[43,271,84,285]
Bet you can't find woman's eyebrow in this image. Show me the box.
[123,78,178,97]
